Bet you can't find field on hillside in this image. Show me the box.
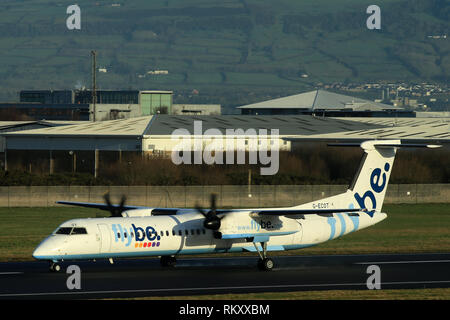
[0,203,449,261]
[0,0,448,105]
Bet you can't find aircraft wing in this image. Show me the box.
[57,201,362,217]
[56,201,231,215]
[56,201,148,211]
[250,208,363,216]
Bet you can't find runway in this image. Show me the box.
[1,253,450,299]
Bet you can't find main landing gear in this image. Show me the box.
[253,242,274,271]
[160,255,177,267]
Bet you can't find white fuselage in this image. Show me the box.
[32,210,386,262]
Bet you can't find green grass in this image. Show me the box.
[0,203,449,262]
[130,288,450,300]
[0,207,106,261]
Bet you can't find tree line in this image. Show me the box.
[1,145,448,186]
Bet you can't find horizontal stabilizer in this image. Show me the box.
[327,141,442,149]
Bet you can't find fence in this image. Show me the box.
[0,184,448,208]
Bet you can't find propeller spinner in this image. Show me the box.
[196,193,223,231]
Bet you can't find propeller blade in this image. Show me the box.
[210,194,216,210]
[103,192,126,217]
[119,195,126,209]
[103,192,112,208]
[199,193,222,231]
[195,203,208,217]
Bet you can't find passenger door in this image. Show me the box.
[97,224,111,253]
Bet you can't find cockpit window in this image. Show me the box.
[55,227,87,235]
[72,227,87,235]
[56,227,72,235]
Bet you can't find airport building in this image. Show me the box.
[1,114,448,175]
[1,88,419,121]
[0,90,221,121]
[237,89,415,117]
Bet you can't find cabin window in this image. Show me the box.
[172,230,176,236]
[196,229,200,235]
[117,233,121,239]
[185,230,189,236]
[179,230,182,236]
[166,231,169,236]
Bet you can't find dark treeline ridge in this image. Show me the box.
[0,145,448,186]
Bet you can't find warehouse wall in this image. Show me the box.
[0,184,448,207]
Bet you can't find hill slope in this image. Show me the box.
[0,0,448,107]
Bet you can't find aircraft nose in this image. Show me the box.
[32,245,45,260]
[32,238,60,260]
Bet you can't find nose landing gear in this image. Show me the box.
[49,262,61,272]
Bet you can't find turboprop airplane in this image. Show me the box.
[32,140,440,272]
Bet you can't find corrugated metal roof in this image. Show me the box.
[3,116,153,137]
[237,90,403,111]
[299,117,450,142]
[2,115,449,146]
[144,115,384,136]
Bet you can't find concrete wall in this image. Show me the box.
[0,184,448,208]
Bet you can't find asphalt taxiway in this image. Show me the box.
[0,253,449,299]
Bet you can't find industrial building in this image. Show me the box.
[0,90,221,121]
[237,89,415,117]
[1,114,448,175]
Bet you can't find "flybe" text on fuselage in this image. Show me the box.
[111,224,161,248]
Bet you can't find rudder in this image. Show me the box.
[349,140,397,216]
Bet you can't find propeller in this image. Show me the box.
[103,192,127,217]
[196,193,223,231]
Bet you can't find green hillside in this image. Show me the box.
[0,0,448,107]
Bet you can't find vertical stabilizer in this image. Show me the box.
[293,140,440,217]
[349,140,398,216]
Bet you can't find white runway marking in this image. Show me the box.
[0,272,23,275]
[356,260,450,265]
[1,280,450,297]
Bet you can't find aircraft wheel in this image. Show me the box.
[49,262,61,272]
[160,256,176,267]
[257,258,274,271]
